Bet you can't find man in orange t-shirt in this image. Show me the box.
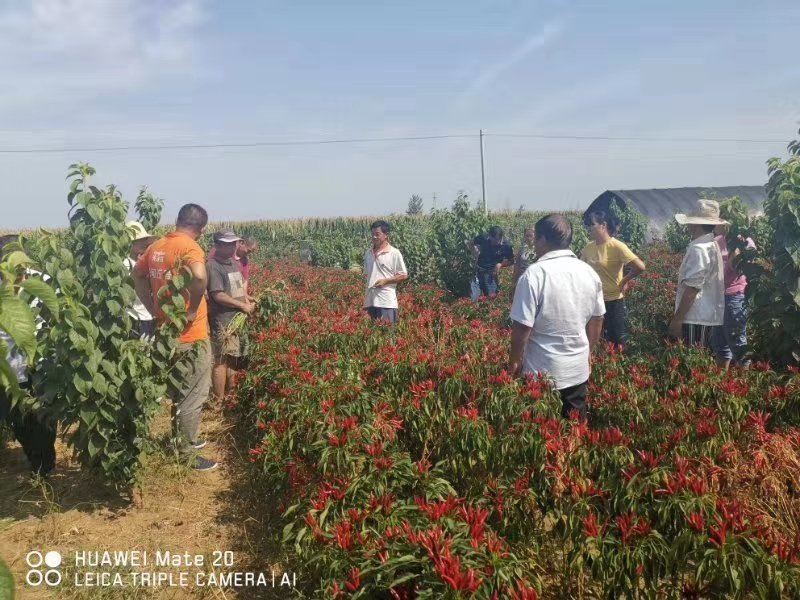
[133,203,217,471]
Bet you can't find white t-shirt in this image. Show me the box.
[676,233,724,326]
[363,245,408,309]
[511,249,606,390]
[124,257,154,321]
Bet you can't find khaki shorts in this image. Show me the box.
[212,329,241,360]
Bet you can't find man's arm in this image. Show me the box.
[372,273,408,288]
[620,257,646,290]
[501,245,514,268]
[187,262,208,321]
[668,287,699,338]
[509,320,532,376]
[210,291,254,314]
[512,253,523,284]
[133,270,156,316]
[586,316,604,351]
[467,239,481,259]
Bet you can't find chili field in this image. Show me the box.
[230,245,800,599]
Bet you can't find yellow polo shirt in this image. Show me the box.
[580,238,639,301]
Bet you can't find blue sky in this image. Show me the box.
[1,0,798,228]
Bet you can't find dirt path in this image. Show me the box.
[0,405,291,600]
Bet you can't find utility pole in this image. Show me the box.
[479,129,487,215]
[432,192,437,210]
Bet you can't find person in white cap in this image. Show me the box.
[207,230,254,403]
[125,221,158,339]
[668,199,728,347]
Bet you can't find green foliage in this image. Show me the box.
[609,201,648,254]
[134,186,164,232]
[406,194,424,216]
[662,217,691,253]
[210,207,581,275]
[568,213,590,257]
[392,218,438,284]
[430,192,490,296]
[0,557,13,600]
[0,240,59,396]
[742,132,800,363]
[309,233,363,270]
[29,164,190,490]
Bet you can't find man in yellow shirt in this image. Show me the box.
[581,210,646,348]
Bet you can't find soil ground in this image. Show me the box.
[0,404,293,600]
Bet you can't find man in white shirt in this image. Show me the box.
[668,199,727,347]
[364,220,408,324]
[509,215,605,419]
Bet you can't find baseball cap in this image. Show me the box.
[213,230,243,244]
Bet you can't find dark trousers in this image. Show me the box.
[711,293,749,365]
[602,299,627,348]
[476,269,500,296]
[0,384,56,474]
[559,381,588,420]
[366,307,398,325]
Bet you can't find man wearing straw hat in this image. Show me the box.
[668,199,728,347]
[125,221,158,339]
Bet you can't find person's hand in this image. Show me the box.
[373,279,388,288]
[494,264,502,278]
[241,301,255,315]
[667,317,682,340]
[620,279,631,294]
[186,309,198,323]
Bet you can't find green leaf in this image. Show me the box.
[0,289,37,359]
[56,268,76,290]
[80,406,99,428]
[92,372,108,396]
[4,250,32,271]
[20,277,60,318]
[105,299,122,315]
[72,370,92,396]
[88,433,103,458]
[0,357,21,394]
[0,557,15,600]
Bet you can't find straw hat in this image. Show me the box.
[126,221,157,243]
[674,199,729,226]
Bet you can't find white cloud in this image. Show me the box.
[0,0,206,115]
[455,19,565,108]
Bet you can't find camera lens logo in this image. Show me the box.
[25,550,62,587]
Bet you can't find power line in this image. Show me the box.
[0,134,475,154]
[0,131,788,155]
[487,133,787,144]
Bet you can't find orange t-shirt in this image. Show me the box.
[133,231,209,343]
